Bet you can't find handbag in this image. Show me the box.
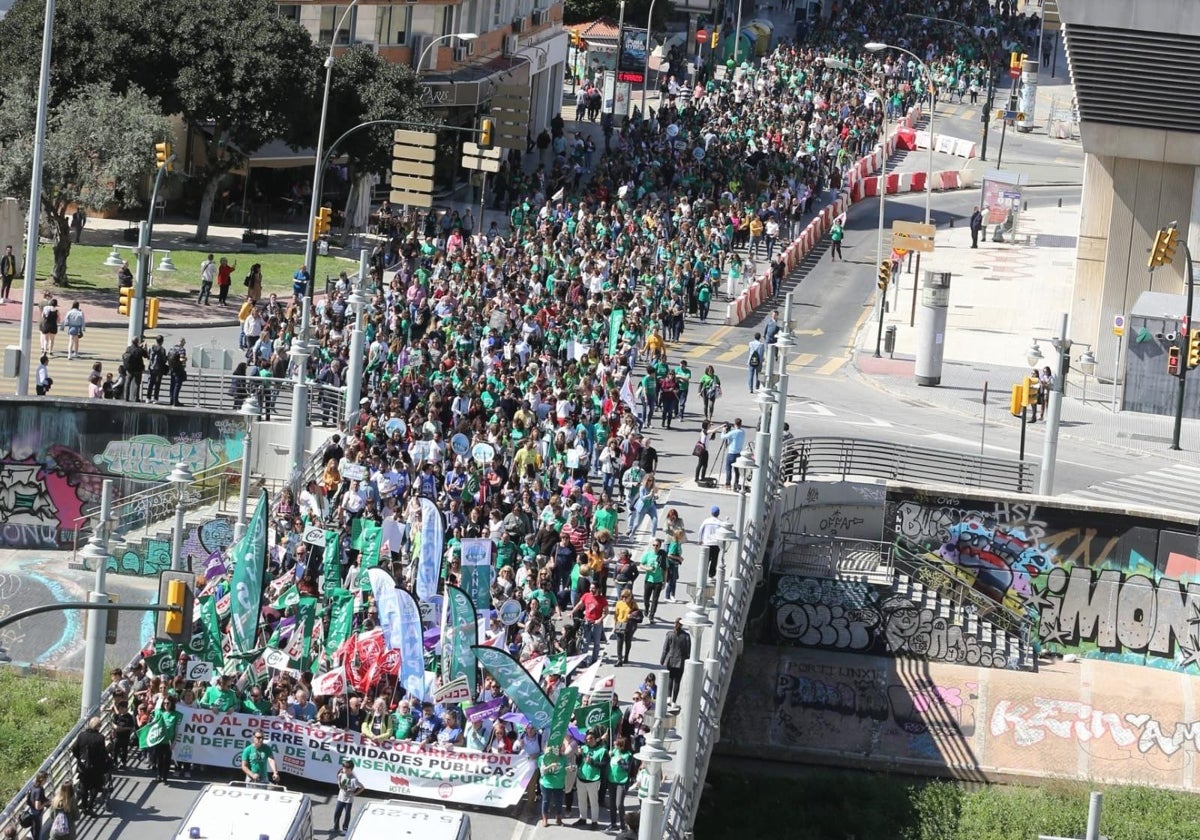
[692,440,705,457]
[613,620,628,636]
[18,807,34,828]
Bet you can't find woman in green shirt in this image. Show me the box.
[539,744,568,827]
[606,736,635,831]
[699,365,721,422]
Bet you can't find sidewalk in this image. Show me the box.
[850,199,1200,463]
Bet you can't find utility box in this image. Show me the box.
[3,345,19,378]
[915,271,951,386]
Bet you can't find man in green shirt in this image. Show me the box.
[241,685,271,715]
[591,499,618,540]
[240,731,279,784]
[675,360,693,416]
[576,732,606,827]
[199,674,239,712]
[538,745,567,827]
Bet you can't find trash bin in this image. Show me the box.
[883,325,897,356]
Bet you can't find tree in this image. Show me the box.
[0,81,168,286]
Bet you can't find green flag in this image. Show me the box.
[547,686,580,749]
[148,641,179,677]
[544,653,568,677]
[271,584,300,611]
[136,710,181,749]
[325,588,355,654]
[323,529,342,591]
[229,491,268,654]
[352,520,382,566]
[576,702,611,733]
[444,585,478,697]
[200,596,225,667]
[472,646,554,730]
[608,308,625,355]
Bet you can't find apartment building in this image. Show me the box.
[280,1,568,135]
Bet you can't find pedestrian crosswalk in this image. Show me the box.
[0,321,133,398]
[655,332,850,378]
[1063,464,1200,516]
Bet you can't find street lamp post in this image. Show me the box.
[640,0,659,114]
[1028,313,1072,496]
[345,249,368,428]
[235,394,261,542]
[79,478,114,717]
[674,555,711,783]
[167,462,195,572]
[866,43,934,226]
[824,58,891,357]
[15,0,54,397]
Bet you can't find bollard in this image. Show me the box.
[1058,197,1063,208]
[884,325,897,357]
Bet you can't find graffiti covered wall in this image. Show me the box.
[0,401,243,550]
[885,484,1200,673]
[721,645,1200,792]
[109,517,236,578]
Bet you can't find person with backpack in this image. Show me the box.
[63,301,85,360]
[747,332,765,393]
[145,336,168,403]
[47,781,76,840]
[39,297,60,355]
[21,771,49,840]
[121,337,147,402]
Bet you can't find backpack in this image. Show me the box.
[749,348,762,368]
[50,809,69,839]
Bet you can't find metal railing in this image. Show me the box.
[775,533,894,580]
[780,436,1036,493]
[890,537,1036,643]
[0,653,139,839]
[70,461,244,564]
[175,370,346,426]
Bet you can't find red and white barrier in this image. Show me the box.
[725,103,965,326]
[915,129,978,159]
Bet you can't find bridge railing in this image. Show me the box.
[780,436,1036,494]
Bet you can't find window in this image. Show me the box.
[441,5,454,36]
[375,5,411,45]
[460,0,477,37]
[491,0,505,29]
[277,4,301,22]
[318,5,355,44]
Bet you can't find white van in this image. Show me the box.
[346,800,471,840]
[173,782,314,840]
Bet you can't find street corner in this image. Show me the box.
[855,352,917,379]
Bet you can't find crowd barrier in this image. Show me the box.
[915,129,979,159]
[725,103,969,326]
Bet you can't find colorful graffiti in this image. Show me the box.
[0,402,238,550]
[108,518,236,577]
[888,489,1200,673]
[768,575,1018,669]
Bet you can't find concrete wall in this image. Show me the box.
[775,479,886,541]
[721,644,1200,792]
[1123,313,1200,415]
[884,483,1200,673]
[0,399,242,550]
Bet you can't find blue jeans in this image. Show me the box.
[541,786,565,819]
[582,620,603,664]
[725,451,740,487]
[748,364,760,392]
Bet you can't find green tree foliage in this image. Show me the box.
[0,81,168,285]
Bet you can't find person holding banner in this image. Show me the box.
[538,744,568,827]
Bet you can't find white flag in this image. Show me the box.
[311,667,347,697]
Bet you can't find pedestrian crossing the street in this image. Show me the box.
[1063,463,1200,517]
[0,321,133,398]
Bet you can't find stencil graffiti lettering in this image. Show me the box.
[94,435,223,481]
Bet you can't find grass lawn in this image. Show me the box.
[699,766,1200,840]
[0,670,82,802]
[30,243,358,300]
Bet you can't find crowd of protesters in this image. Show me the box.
[67,1,1041,831]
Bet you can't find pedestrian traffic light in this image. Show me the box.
[1169,346,1182,377]
[313,206,332,240]
[154,142,173,171]
[118,285,133,317]
[478,116,494,150]
[1148,226,1179,269]
[156,571,195,644]
[877,259,892,291]
[146,297,160,329]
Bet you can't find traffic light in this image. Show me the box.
[1010,52,1021,71]
[877,259,892,291]
[569,31,580,48]
[154,142,173,171]
[118,285,133,317]
[156,571,195,644]
[1148,226,1179,269]
[1010,384,1023,416]
[1169,346,1182,377]
[478,116,494,150]
[1022,375,1036,407]
[1189,330,1200,369]
[711,29,720,50]
[146,297,160,329]
[313,206,332,240]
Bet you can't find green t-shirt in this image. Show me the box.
[639,548,664,584]
[241,695,272,715]
[579,744,607,783]
[608,749,633,784]
[241,742,276,778]
[393,713,414,740]
[201,685,239,712]
[592,507,617,535]
[531,588,556,618]
[675,365,692,392]
[539,753,568,789]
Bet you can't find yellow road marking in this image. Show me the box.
[816,356,848,376]
[717,346,745,362]
[788,353,818,371]
[708,325,733,344]
[687,345,714,359]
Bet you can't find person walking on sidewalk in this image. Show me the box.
[970,206,983,248]
[198,253,216,304]
[0,245,16,304]
[697,505,723,578]
[639,538,665,623]
[63,302,85,360]
[747,333,764,393]
[829,218,844,261]
[216,257,236,306]
[660,619,691,706]
[333,758,363,835]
